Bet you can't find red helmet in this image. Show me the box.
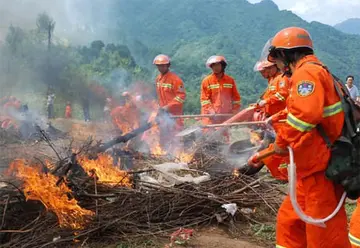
[206,55,227,68]
[153,54,171,65]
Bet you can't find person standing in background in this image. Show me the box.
[65,101,72,119]
[346,75,359,102]
[47,92,55,119]
[200,55,241,142]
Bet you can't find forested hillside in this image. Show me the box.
[2,0,360,115]
[108,0,360,112]
[335,18,360,35]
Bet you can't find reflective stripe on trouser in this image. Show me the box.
[276,171,350,248]
[350,200,360,248]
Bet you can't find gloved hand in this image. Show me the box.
[247,152,263,168]
[258,99,267,107]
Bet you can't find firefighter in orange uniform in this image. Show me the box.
[153,54,186,145]
[65,102,72,119]
[254,60,289,117]
[200,56,241,141]
[252,46,291,181]
[262,27,350,247]
[350,200,360,247]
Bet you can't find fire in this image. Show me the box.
[78,153,131,186]
[250,130,262,146]
[232,168,240,177]
[110,95,140,134]
[141,101,168,156]
[175,151,194,163]
[8,160,94,229]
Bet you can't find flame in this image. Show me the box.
[175,151,194,163]
[141,101,168,156]
[78,154,131,186]
[232,168,240,177]
[111,100,140,134]
[250,130,262,146]
[8,160,94,229]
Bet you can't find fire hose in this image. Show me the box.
[248,146,346,227]
[287,146,347,228]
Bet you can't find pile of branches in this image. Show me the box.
[0,129,284,247]
[0,171,283,248]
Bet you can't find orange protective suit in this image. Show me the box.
[350,199,360,247]
[155,71,186,130]
[262,73,290,117]
[65,105,72,119]
[274,55,350,247]
[200,73,241,124]
[200,73,241,141]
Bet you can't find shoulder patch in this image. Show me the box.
[279,81,285,88]
[296,81,315,97]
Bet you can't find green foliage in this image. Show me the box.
[3,2,360,116]
[0,13,151,119]
[107,0,360,113]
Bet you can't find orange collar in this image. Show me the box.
[294,55,320,70]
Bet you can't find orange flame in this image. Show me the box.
[8,160,94,229]
[78,154,131,186]
[141,101,168,156]
[175,151,194,163]
[110,100,140,134]
[250,130,262,146]
[232,168,240,177]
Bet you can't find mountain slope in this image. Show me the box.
[104,0,360,112]
[334,18,360,35]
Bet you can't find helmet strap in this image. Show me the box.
[280,50,293,76]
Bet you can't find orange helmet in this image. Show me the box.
[268,27,313,62]
[153,54,170,65]
[206,55,227,68]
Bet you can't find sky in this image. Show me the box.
[247,0,360,26]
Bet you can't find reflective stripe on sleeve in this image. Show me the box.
[201,100,211,106]
[286,113,315,132]
[323,101,342,117]
[174,96,184,103]
[275,92,286,101]
[161,83,173,89]
[232,101,241,105]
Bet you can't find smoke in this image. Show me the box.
[0,0,116,44]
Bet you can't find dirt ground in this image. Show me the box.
[187,227,265,248]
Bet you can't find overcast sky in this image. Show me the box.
[247,0,360,25]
